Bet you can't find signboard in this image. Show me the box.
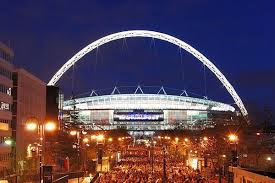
[114,110,164,121]
[43,165,53,183]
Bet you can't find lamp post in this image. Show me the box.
[4,137,16,179]
[151,140,156,174]
[162,145,167,183]
[70,130,81,183]
[175,137,179,159]
[228,134,238,167]
[266,156,272,172]
[26,120,56,183]
[95,134,105,173]
[90,134,105,173]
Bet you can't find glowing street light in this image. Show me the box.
[4,138,13,145]
[228,134,238,143]
[203,136,208,141]
[83,138,89,143]
[97,134,104,141]
[184,138,189,142]
[45,122,56,131]
[26,122,38,131]
[70,130,77,136]
[175,137,179,142]
[25,119,56,183]
[267,157,272,161]
[108,138,113,142]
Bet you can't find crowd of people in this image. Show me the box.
[97,145,214,183]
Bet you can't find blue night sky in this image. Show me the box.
[0,1,274,122]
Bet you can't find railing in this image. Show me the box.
[52,171,85,183]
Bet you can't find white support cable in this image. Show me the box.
[180,90,188,97]
[134,85,144,94]
[111,86,120,95]
[157,86,167,95]
[47,30,248,117]
[90,90,98,96]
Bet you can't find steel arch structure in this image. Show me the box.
[47,30,248,117]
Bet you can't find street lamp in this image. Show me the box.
[4,138,13,145]
[162,145,167,183]
[69,130,82,183]
[26,120,56,183]
[91,135,97,140]
[83,138,89,143]
[26,122,38,131]
[70,130,77,136]
[228,133,238,167]
[97,134,105,142]
[228,134,238,143]
[44,122,56,131]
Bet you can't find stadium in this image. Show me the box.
[48,30,248,133]
[61,86,238,132]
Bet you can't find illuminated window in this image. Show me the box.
[0,101,10,111]
[0,84,11,95]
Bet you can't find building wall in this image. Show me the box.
[0,42,13,176]
[229,166,275,183]
[12,68,46,174]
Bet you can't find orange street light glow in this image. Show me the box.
[70,130,77,136]
[83,138,89,143]
[203,137,208,141]
[45,122,56,131]
[97,134,104,141]
[228,134,238,142]
[91,135,96,140]
[26,122,37,131]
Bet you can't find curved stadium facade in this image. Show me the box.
[62,89,237,131]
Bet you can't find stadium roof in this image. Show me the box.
[63,93,235,112]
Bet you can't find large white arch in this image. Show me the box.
[48,30,248,117]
